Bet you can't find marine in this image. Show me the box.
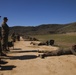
[1,17,9,52]
[11,32,16,42]
[39,45,76,58]
[16,33,20,41]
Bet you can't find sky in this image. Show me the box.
[0,0,76,26]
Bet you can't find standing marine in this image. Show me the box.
[1,17,9,52]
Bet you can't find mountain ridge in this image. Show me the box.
[8,22,76,35]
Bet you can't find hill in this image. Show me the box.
[9,22,76,35]
[57,22,76,33]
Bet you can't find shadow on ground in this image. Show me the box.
[11,48,22,50]
[10,50,38,53]
[2,55,38,60]
[0,65,16,71]
[0,60,8,64]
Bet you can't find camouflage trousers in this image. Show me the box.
[1,34,8,51]
[44,49,72,56]
[0,42,2,54]
[39,49,72,58]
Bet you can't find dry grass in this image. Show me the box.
[32,34,76,49]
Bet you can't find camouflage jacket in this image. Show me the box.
[1,22,9,35]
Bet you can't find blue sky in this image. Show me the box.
[0,0,76,26]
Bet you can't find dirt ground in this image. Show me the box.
[0,37,76,75]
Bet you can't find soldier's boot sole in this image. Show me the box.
[1,52,7,56]
[38,54,45,59]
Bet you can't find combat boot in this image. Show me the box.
[1,52,7,56]
[39,54,45,59]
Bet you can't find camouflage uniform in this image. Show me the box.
[46,41,49,46]
[1,22,9,51]
[39,45,76,58]
[0,31,7,56]
[11,32,16,42]
[0,32,2,55]
[16,34,20,41]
